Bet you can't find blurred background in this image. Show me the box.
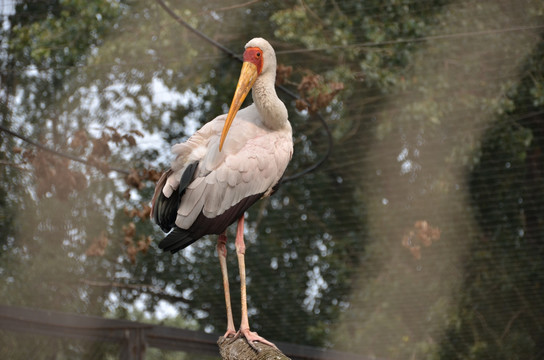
[1,0,544,359]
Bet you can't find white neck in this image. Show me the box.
[251,71,288,130]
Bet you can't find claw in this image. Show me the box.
[246,338,262,352]
[222,329,237,339]
[227,331,241,343]
[229,328,277,352]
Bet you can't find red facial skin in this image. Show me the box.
[243,47,263,75]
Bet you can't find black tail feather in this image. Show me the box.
[153,187,180,233]
[179,161,198,193]
[152,162,199,233]
[159,227,199,254]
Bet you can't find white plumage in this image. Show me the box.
[168,106,292,229]
[153,38,292,242]
[151,37,292,349]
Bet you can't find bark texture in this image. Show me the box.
[217,336,291,360]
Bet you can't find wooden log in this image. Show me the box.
[218,336,292,360]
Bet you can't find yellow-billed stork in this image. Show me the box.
[151,38,292,349]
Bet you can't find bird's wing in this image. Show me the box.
[161,118,221,198]
[151,118,220,231]
[153,105,292,236]
[174,121,292,231]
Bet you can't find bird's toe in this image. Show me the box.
[239,328,277,351]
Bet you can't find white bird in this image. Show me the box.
[151,38,293,349]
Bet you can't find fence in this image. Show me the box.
[0,305,369,360]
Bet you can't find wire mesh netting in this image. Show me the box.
[1,331,124,360]
[1,0,544,359]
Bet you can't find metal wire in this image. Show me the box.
[154,0,333,183]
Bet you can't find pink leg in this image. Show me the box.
[234,216,277,350]
[217,232,236,338]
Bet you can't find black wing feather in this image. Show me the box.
[153,164,285,255]
[152,162,199,233]
[158,192,264,254]
[158,227,199,253]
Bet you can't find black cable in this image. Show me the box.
[2,2,333,182]
[282,112,333,183]
[155,0,242,62]
[0,124,130,175]
[154,0,333,183]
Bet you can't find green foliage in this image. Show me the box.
[444,40,544,360]
[8,0,121,66]
[1,0,544,359]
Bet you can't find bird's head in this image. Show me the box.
[219,38,276,151]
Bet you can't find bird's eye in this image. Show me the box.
[256,52,261,57]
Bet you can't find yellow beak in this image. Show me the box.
[219,61,259,151]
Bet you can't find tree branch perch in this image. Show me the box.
[218,336,291,360]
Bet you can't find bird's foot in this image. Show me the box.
[228,328,277,352]
[222,328,237,339]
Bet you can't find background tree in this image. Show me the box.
[1,0,544,359]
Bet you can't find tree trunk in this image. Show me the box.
[217,336,291,360]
